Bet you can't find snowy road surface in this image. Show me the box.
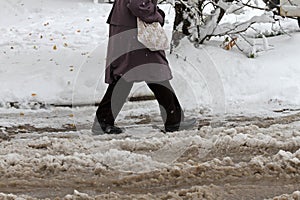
[1,0,300,199]
[1,102,300,199]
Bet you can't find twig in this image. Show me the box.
[241,3,271,10]
[238,33,254,46]
[228,35,246,52]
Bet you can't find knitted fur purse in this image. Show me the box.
[137,17,170,51]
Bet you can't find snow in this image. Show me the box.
[1,0,300,199]
[266,191,300,200]
[0,0,299,113]
[1,107,300,198]
[0,0,111,106]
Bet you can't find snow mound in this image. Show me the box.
[266,191,300,200]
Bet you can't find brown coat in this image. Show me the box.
[104,0,173,84]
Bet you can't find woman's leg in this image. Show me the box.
[147,81,184,127]
[96,78,133,126]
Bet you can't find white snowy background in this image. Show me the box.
[0,0,299,111]
[1,0,300,199]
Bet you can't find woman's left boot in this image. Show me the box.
[165,118,197,132]
[92,116,123,135]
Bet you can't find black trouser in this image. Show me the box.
[96,78,184,127]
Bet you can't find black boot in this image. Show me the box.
[165,118,197,132]
[92,117,123,135]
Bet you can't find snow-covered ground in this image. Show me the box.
[1,0,300,199]
[0,0,299,112]
[1,105,300,199]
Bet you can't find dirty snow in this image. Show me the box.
[1,0,300,199]
[1,105,300,199]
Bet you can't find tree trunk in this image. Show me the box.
[171,0,191,51]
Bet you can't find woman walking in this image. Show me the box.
[92,0,195,134]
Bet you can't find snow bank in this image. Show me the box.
[1,117,300,175]
[266,191,300,200]
[0,0,299,113]
[1,105,300,198]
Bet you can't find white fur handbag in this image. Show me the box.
[137,18,170,51]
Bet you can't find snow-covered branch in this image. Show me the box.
[170,0,293,56]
